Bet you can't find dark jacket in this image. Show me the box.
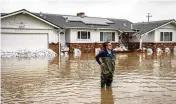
[96,50,116,75]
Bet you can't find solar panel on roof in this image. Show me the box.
[63,16,81,22]
[62,16,114,25]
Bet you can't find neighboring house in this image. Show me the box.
[131,19,176,51]
[1,9,176,53]
[1,9,62,53]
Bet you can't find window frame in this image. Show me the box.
[100,32,116,42]
[77,31,91,40]
[160,32,173,41]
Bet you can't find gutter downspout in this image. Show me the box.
[139,38,142,49]
[58,29,65,55]
[139,33,148,49]
[58,31,61,68]
[55,28,62,68]
[59,31,61,55]
[136,33,143,50]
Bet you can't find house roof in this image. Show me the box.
[133,19,176,35]
[33,12,133,32]
[1,9,175,34]
[1,13,6,16]
[1,10,134,32]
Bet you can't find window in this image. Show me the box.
[100,32,103,41]
[160,32,173,41]
[100,32,115,42]
[112,32,115,41]
[77,31,91,39]
[78,31,80,39]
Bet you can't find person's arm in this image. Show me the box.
[95,51,105,65]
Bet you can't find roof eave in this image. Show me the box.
[64,27,122,32]
[1,9,62,29]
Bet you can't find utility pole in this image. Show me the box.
[146,13,152,22]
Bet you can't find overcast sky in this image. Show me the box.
[1,0,176,22]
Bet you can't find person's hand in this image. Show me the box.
[100,63,104,66]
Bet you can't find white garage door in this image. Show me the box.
[1,33,48,52]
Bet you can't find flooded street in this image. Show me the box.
[1,53,176,104]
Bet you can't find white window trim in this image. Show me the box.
[160,32,173,42]
[100,32,116,42]
[77,30,91,40]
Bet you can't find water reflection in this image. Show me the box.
[1,53,176,104]
[101,87,114,104]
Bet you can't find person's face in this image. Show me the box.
[106,43,112,50]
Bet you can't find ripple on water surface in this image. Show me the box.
[1,53,176,104]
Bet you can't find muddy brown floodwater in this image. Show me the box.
[1,53,176,104]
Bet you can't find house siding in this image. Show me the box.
[1,13,65,53]
[1,14,61,44]
[130,32,154,43]
[65,29,70,43]
[66,29,119,52]
[68,29,119,43]
[130,35,139,42]
[1,14,54,29]
[143,32,155,42]
[155,24,176,43]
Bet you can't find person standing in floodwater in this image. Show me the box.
[95,42,116,88]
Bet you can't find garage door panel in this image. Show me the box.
[1,34,48,52]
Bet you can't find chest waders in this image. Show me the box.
[100,56,116,88]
